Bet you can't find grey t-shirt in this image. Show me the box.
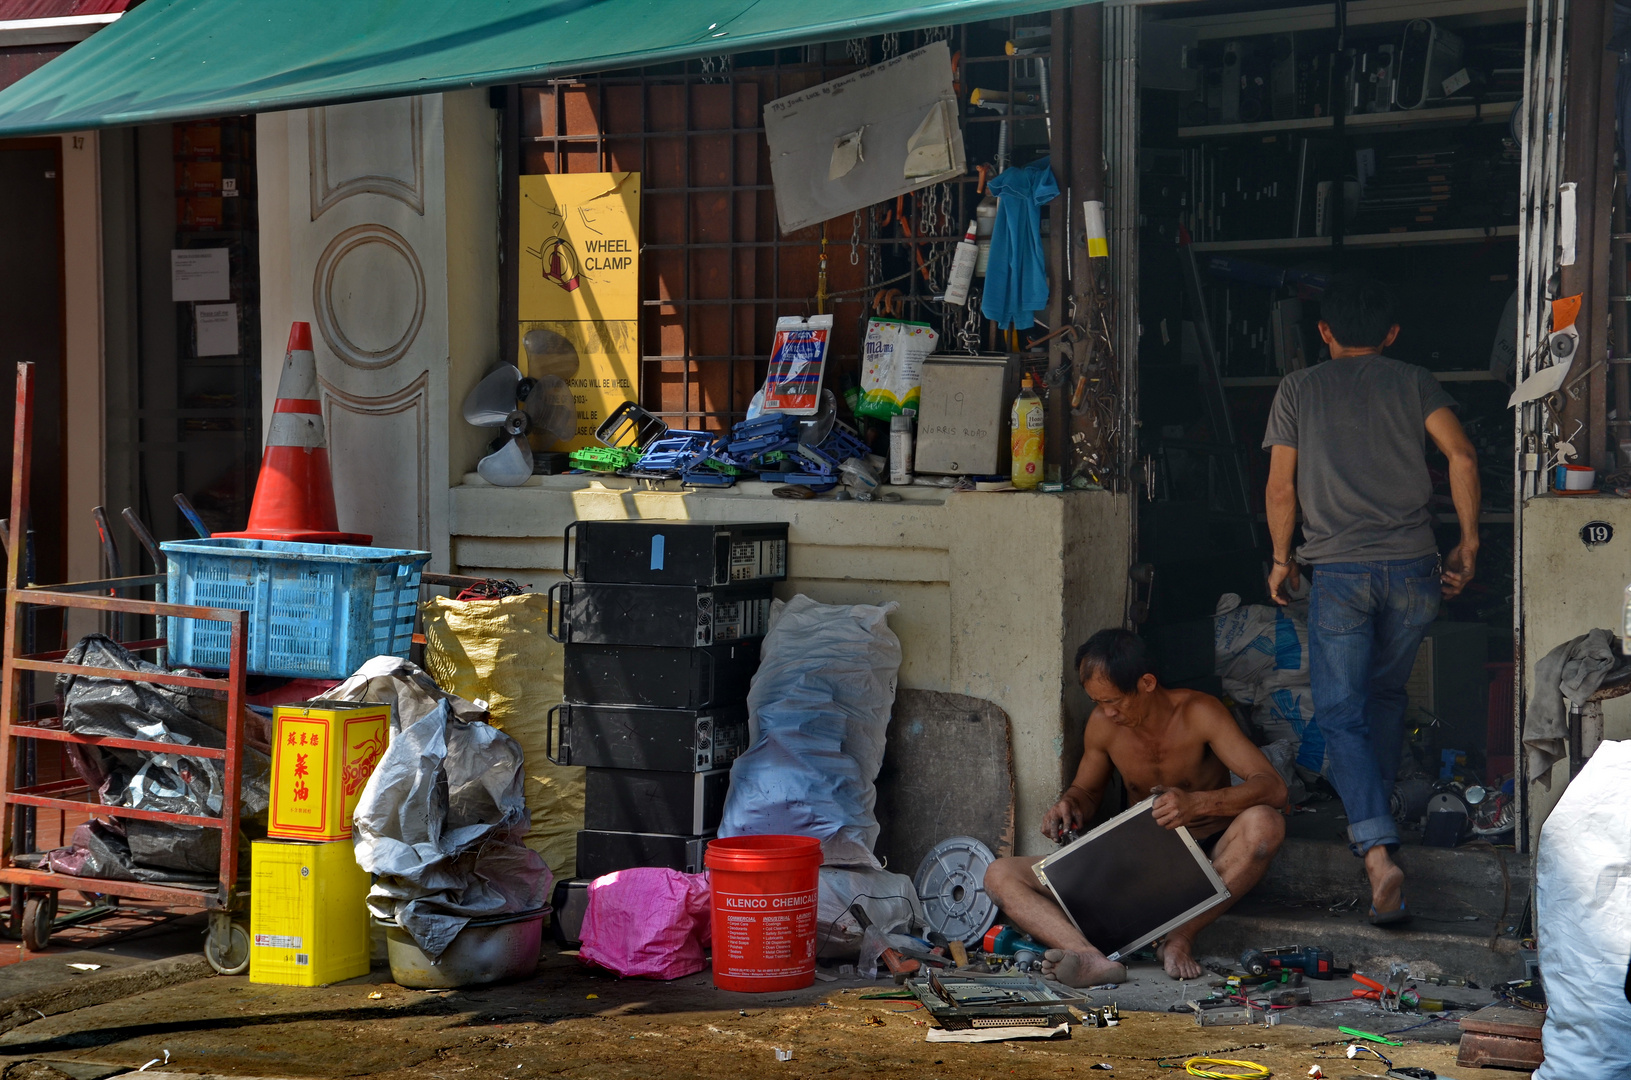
[1262,355,1458,564]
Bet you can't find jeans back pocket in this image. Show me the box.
[1313,570,1372,633]
[1403,573,1442,628]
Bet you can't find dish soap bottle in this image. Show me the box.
[1010,374,1044,490]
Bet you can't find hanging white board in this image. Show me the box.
[764,41,966,235]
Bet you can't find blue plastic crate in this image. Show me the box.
[159,538,431,680]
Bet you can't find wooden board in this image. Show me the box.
[1456,1031,1545,1071]
[873,689,1015,877]
[1460,1002,1547,1038]
[1458,1004,1545,1072]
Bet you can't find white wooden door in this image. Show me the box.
[275,95,449,556]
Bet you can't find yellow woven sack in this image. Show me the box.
[422,592,582,877]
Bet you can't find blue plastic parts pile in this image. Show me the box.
[607,413,872,492]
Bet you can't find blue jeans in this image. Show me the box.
[1307,553,1441,856]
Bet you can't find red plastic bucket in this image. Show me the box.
[705,834,822,992]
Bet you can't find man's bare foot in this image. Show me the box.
[1041,948,1127,987]
[1365,847,1406,916]
[1155,935,1204,980]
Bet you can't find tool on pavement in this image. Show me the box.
[849,902,918,982]
[983,924,1045,970]
[1183,1056,1271,1079]
[1082,1003,1120,1027]
[1340,1026,1405,1046]
[909,968,1083,1030]
[1239,944,1335,979]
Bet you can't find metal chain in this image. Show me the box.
[957,290,984,353]
[849,209,862,266]
[826,246,953,301]
[881,32,900,60]
[698,54,733,84]
[846,38,869,66]
[868,204,884,287]
[920,25,953,44]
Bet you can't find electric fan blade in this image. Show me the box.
[475,434,534,487]
[463,363,524,427]
[522,327,582,381]
[521,374,576,444]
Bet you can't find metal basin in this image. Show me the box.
[378,908,545,989]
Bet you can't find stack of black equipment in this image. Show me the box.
[546,519,787,945]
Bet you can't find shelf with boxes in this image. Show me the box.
[1192,225,1519,253]
[1177,98,1516,139]
[1145,3,1524,248]
[546,520,789,948]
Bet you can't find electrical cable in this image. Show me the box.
[1184,1057,1272,1080]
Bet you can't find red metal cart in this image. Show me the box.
[0,363,252,972]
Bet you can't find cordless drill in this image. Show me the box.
[1238,944,1335,980]
[984,924,1046,970]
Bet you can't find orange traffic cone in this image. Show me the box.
[216,323,371,546]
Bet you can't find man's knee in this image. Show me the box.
[983,856,1038,899]
[1235,805,1286,862]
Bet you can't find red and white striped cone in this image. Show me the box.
[216,323,371,545]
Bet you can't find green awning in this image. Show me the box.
[0,0,1074,136]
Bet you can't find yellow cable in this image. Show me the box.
[1184,1058,1272,1080]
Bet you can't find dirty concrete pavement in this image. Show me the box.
[0,947,1480,1080]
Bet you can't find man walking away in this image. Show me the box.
[1262,271,1480,926]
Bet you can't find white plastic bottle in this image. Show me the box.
[943,221,980,306]
[890,410,916,485]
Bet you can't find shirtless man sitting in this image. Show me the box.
[983,627,1288,984]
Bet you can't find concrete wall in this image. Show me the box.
[1520,493,1631,842]
[61,130,103,592]
[450,475,1132,857]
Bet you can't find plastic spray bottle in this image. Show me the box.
[1010,374,1044,490]
[943,221,980,306]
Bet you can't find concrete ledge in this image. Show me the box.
[0,954,213,1036]
[1255,838,1531,924]
[1197,902,1525,988]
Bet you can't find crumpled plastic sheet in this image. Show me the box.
[816,865,924,961]
[717,595,901,868]
[50,635,269,878]
[327,655,489,733]
[578,868,711,980]
[352,698,552,961]
[1533,739,1631,1080]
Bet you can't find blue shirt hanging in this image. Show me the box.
[980,156,1059,331]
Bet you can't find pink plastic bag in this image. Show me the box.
[578,868,712,980]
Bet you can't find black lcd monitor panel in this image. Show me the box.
[1032,797,1230,962]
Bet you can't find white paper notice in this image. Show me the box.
[195,303,238,357]
[171,248,230,302]
[1559,183,1578,267]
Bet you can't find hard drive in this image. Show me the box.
[583,767,731,835]
[548,580,773,647]
[564,520,789,586]
[547,702,749,772]
[575,829,713,879]
[562,642,759,709]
